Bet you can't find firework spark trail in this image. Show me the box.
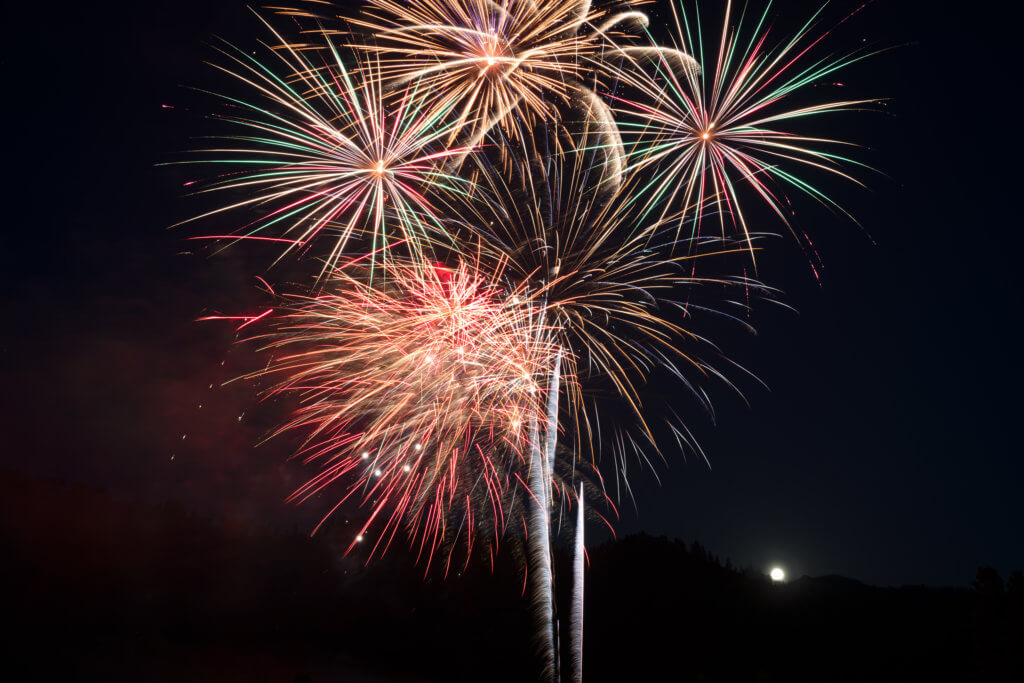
[528,413,557,683]
[545,348,562,487]
[250,258,565,565]
[613,0,876,253]
[541,345,563,681]
[174,14,477,272]
[571,481,585,683]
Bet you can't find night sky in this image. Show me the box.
[2,0,1020,588]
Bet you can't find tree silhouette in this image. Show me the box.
[972,567,1005,596]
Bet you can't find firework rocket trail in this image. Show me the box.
[529,414,557,682]
[545,348,562,489]
[571,481,585,683]
[530,344,562,682]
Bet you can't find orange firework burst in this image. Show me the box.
[252,257,565,569]
[350,0,606,141]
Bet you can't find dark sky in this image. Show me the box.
[1,0,1019,588]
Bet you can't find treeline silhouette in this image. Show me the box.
[2,470,1020,682]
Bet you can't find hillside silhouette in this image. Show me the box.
[2,470,1020,682]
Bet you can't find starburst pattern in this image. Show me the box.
[176,16,476,272]
[614,0,875,251]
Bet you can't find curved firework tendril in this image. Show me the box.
[174,14,478,274]
[249,257,567,571]
[612,0,877,258]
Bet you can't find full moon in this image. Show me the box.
[770,567,786,582]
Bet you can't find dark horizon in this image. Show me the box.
[1,0,1020,593]
[3,467,1021,682]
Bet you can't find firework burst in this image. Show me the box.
[350,0,605,140]
[252,257,565,570]
[175,14,476,272]
[305,0,671,182]
[614,0,875,253]
[452,127,765,492]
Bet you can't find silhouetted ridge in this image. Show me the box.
[2,471,1021,682]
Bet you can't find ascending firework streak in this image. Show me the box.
[529,413,557,681]
[614,0,875,253]
[571,482,585,683]
[175,14,476,273]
